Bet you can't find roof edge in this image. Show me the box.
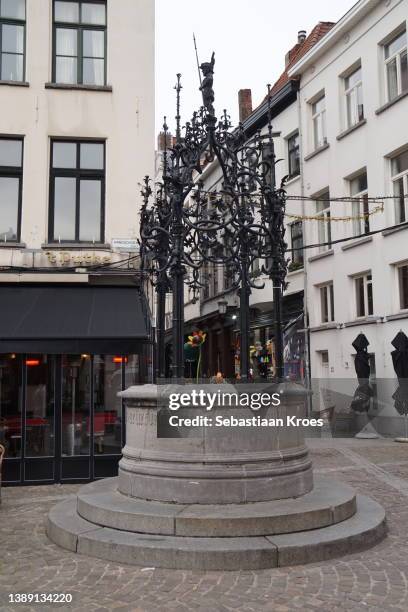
[288,0,382,77]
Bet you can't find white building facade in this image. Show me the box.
[288,0,408,432]
[0,0,155,485]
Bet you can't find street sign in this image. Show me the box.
[111,239,139,253]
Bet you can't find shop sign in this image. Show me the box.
[45,251,112,266]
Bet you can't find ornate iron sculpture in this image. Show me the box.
[391,331,408,417]
[140,55,288,381]
[351,333,374,413]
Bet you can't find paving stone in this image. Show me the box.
[0,439,407,610]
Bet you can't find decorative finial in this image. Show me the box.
[267,83,273,139]
[174,74,182,143]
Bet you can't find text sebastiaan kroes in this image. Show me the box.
[166,390,323,428]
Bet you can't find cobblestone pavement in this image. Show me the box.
[1,439,408,611]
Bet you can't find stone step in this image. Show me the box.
[76,476,356,537]
[47,494,386,570]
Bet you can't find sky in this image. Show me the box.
[155,0,355,135]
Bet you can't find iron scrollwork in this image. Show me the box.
[139,54,288,381]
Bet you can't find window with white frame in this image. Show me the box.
[350,171,369,236]
[344,66,364,128]
[398,263,408,310]
[391,149,408,223]
[384,30,407,102]
[320,350,329,370]
[287,132,300,177]
[320,283,334,323]
[354,273,373,318]
[316,190,331,252]
[289,221,303,268]
[311,95,327,149]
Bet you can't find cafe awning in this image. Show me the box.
[0,284,151,354]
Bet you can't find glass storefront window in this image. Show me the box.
[62,354,91,456]
[0,354,21,457]
[1,351,146,483]
[25,355,55,458]
[93,355,123,455]
[125,354,140,387]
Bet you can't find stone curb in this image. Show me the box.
[76,475,357,537]
[47,493,386,570]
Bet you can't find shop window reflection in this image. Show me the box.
[0,354,21,457]
[125,354,141,387]
[62,354,91,456]
[93,355,122,454]
[25,355,55,457]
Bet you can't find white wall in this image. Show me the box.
[291,0,408,430]
[0,0,155,269]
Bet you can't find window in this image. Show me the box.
[223,233,234,290]
[384,30,407,102]
[0,0,25,81]
[320,283,335,323]
[350,171,369,236]
[210,259,219,296]
[321,351,329,366]
[316,191,331,252]
[355,273,373,317]
[202,259,210,300]
[251,257,260,276]
[25,356,56,458]
[344,66,364,127]
[392,149,408,223]
[289,221,303,268]
[49,140,105,243]
[288,132,300,177]
[398,263,408,310]
[53,0,106,86]
[312,95,327,149]
[0,137,23,242]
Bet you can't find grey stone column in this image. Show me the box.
[118,383,313,504]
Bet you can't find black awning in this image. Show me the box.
[0,285,151,354]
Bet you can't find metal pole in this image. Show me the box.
[171,195,185,381]
[273,279,284,380]
[155,274,167,380]
[171,267,185,380]
[239,282,250,381]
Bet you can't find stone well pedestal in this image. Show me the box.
[47,383,387,570]
[118,382,313,504]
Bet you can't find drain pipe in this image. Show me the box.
[297,86,312,415]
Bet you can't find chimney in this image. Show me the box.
[238,89,253,123]
[298,30,307,44]
[285,30,307,66]
[157,131,172,151]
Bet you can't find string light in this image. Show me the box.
[286,204,384,222]
[194,186,406,204]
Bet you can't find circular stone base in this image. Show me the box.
[47,476,386,570]
[76,476,356,537]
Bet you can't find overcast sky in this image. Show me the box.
[155,0,355,135]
